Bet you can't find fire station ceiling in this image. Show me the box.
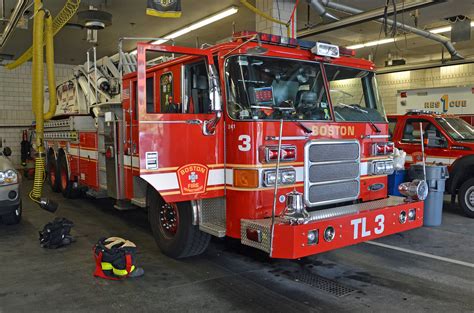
[1,0,473,67]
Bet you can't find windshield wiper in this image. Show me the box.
[295,121,312,134]
[338,103,381,133]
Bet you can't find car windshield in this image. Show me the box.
[436,117,474,141]
[225,55,331,121]
[325,65,387,123]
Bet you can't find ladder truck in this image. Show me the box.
[43,32,425,258]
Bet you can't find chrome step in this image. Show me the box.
[131,197,146,208]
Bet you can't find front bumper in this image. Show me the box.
[241,196,424,259]
[0,183,21,215]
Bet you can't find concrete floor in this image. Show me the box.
[0,181,473,313]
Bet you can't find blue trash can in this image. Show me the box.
[388,170,407,197]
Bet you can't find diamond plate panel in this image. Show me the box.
[240,219,272,253]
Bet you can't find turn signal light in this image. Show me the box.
[372,142,394,156]
[265,145,297,162]
[234,169,259,188]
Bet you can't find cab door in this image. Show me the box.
[136,43,224,203]
[397,118,452,166]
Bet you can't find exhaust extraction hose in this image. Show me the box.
[29,0,58,209]
[5,0,80,70]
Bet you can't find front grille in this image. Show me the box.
[304,140,360,207]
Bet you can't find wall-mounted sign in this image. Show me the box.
[397,86,474,115]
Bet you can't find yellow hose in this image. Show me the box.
[29,156,45,203]
[44,14,57,120]
[5,0,80,70]
[30,0,57,203]
[240,0,291,37]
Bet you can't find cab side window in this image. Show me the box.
[133,77,155,118]
[388,118,397,140]
[402,119,443,143]
[184,60,210,114]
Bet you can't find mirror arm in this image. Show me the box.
[203,64,222,136]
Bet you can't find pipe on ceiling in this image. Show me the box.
[311,0,463,60]
[0,0,30,49]
[306,0,338,22]
[299,0,441,38]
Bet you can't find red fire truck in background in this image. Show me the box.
[43,32,424,259]
[388,111,474,217]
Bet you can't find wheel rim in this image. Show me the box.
[49,162,56,186]
[159,203,179,238]
[60,165,68,190]
[465,186,474,211]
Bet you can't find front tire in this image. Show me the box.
[147,186,210,258]
[2,202,22,225]
[458,178,474,218]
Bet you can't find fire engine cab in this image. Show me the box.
[43,32,425,259]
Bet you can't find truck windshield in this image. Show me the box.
[325,65,387,123]
[225,55,331,121]
[436,117,474,141]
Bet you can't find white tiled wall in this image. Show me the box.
[0,62,74,167]
[378,63,474,113]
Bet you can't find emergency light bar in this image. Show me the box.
[232,31,355,57]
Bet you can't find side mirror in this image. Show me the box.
[3,147,12,157]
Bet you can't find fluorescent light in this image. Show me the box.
[348,21,474,50]
[430,21,474,34]
[429,26,452,34]
[347,38,395,49]
[129,6,239,54]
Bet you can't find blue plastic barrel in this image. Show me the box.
[388,170,407,197]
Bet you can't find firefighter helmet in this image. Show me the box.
[93,237,144,280]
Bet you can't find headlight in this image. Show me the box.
[0,170,18,185]
[370,159,395,175]
[263,168,296,186]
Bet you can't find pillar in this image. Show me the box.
[255,0,297,38]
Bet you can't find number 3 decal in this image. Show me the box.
[374,214,385,235]
[238,135,251,152]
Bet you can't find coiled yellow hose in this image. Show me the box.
[29,156,45,203]
[6,0,80,70]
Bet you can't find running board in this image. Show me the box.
[199,197,226,237]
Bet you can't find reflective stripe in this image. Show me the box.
[113,265,136,276]
[101,262,136,276]
[101,262,113,270]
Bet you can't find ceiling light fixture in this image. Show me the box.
[129,6,239,54]
[347,21,474,50]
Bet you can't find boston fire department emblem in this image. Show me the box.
[177,164,209,195]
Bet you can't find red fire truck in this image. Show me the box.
[44,32,424,259]
[388,111,474,217]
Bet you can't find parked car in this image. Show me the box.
[0,147,22,225]
[388,111,474,217]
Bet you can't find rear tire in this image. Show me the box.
[47,152,60,192]
[2,202,22,225]
[147,186,210,258]
[458,178,474,218]
[57,151,73,198]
